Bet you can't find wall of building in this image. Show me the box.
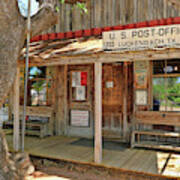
[46,0,179,33]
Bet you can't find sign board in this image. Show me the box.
[106,81,114,88]
[70,110,89,127]
[103,24,180,51]
[76,86,86,101]
[134,61,148,89]
[135,90,148,105]
[72,72,81,87]
[72,71,88,87]
[81,72,87,86]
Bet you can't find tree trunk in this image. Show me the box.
[0,0,58,107]
[0,130,34,180]
[0,0,57,179]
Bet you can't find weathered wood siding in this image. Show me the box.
[47,0,180,33]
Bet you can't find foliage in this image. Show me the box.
[58,0,88,14]
[32,80,46,94]
[153,77,180,106]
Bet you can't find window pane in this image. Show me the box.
[153,59,180,74]
[167,77,180,111]
[153,78,166,111]
[31,80,47,106]
[167,77,180,94]
[167,60,180,74]
[153,61,165,75]
[153,77,180,111]
[29,67,46,79]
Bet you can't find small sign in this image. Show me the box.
[134,61,148,89]
[70,110,89,127]
[72,72,81,87]
[76,86,86,101]
[106,81,114,88]
[103,24,180,51]
[135,90,147,105]
[81,72,87,86]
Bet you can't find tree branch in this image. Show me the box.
[166,0,180,9]
[30,7,58,37]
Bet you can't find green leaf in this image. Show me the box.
[56,6,60,12]
[60,0,65,4]
[76,2,88,14]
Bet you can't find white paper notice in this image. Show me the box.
[76,86,86,101]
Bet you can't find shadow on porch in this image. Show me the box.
[5,134,180,178]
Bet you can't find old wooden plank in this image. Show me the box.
[135,111,180,126]
[148,61,153,110]
[64,4,72,32]
[123,62,128,140]
[119,0,125,24]
[94,0,101,27]
[55,65,68,135]
[72,6,82,31]
[19,106,52,117]
[94,62,102,163]
[101,0,107,27]
[90,0,95,28]
[18,48,180,67]
[81,1,91,29]
[13,67,20,152]
[115,0,120,25]
[107,0,113,26]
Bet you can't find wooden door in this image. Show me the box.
[102,63,133,139]
[67,65,94,138]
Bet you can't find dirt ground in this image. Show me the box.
[25,157,178,180]
[27,158,121,180]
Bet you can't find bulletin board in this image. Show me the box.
[134,61,148,89]
[71,71,88,101]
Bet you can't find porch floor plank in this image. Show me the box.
[5,135,180,178]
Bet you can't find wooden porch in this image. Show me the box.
[5,134,180,178]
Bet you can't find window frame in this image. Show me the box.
[152,60,180,112]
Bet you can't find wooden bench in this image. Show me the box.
[3,106,53,138]
[131,111,180,151]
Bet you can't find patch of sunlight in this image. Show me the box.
[26,175,71,180]
[163,154,180,177]
[156,152,170,173]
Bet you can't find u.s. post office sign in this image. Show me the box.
[103,24,180,51]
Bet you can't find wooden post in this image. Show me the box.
[94,62,102,164]
[13,67,20,152]
[8,90,13,122]
[123,62,128,140]
[55,65,67,135]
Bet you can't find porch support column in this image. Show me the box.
[94,62,102,164]
[13,67,20,152]
[123,62,128,140]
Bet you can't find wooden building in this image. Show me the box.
[5,16,180,168]
[46,0,180,33]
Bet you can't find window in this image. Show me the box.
[29,67,47,106]
[153,60,180,112]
